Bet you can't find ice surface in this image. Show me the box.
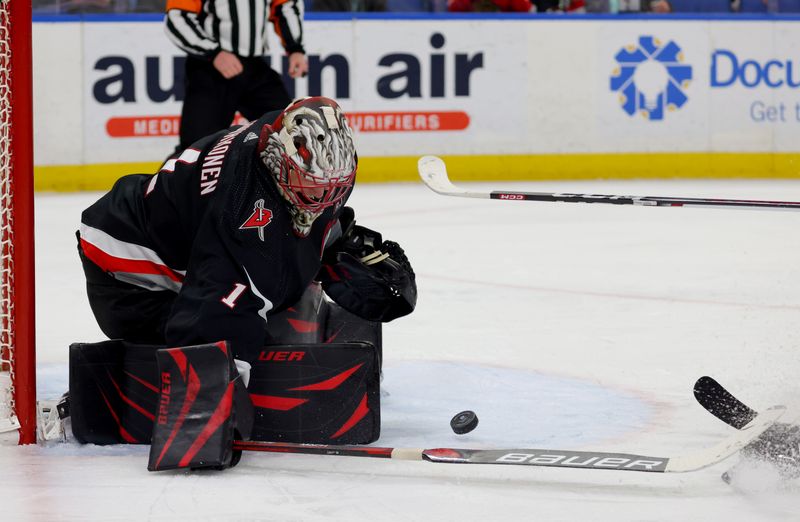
[2,178,799,520]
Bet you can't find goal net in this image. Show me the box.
[0,0,37,445]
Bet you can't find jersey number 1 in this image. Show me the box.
[221,283,248,309]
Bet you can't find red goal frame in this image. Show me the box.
[2,0,37,445]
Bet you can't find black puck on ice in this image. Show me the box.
[450,410,479,434]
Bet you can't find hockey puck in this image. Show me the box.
[450,410,479,434]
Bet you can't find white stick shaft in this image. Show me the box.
[418,156,800,211]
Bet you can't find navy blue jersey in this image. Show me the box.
[80,111,349,355]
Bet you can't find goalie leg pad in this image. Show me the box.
[69,340,161,445]
[69,336,379,450]
[148,341,253,471]
[249,341,380,445]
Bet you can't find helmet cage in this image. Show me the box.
[276,149,355,215]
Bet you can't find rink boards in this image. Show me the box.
[30,14,800,189]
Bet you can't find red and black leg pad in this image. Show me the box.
[147,341,254,471]
[69,340,161,445]
[248,341,380,445]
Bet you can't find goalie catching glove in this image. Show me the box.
[318,209,416,322]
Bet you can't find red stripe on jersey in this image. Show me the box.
[80,238,184,283]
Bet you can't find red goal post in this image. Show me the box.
[0,0,37,445]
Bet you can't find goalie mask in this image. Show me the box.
[259,97,357,237]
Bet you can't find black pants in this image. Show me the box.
[177,55,291,151]
[78,233,176,345]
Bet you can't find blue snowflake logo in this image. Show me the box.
[610,36,693,121]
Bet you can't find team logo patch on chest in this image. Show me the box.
[240,199,273,241]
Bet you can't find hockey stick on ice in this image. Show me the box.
[418,156,800,211]
[233,404,785,474]
[693,376,800,483]
[694,376,759,429]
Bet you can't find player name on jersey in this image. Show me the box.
[201,125,250,195]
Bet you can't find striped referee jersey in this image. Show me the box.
[165,0,304,59]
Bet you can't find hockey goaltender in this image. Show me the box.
[63,96,417,470]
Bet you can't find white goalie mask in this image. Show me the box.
[258,97,357,237]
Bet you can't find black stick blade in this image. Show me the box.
[693,376,758,429]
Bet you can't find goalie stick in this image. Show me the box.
[232,403,785,474]
[417,156,800,212]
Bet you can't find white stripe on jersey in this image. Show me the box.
[146,174,159,196]
[80,224,187,277]
[160,148,202,174]
[235,0,251,56]
[165,10,219,54]
[216,0,234,53]
[279,0,303,50]
[244,266,273,323]
[115,272,183,293]
[254,0,266,54]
